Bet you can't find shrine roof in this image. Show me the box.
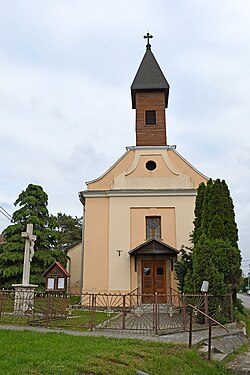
[42,261,70,277]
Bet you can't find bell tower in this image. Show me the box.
[131,33,170,146]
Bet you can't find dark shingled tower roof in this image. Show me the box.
[131,44,170,109]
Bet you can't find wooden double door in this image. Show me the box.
[141,260,167,300]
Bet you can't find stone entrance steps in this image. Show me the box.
[198,330,248,362]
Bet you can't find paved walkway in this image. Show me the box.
[0,322,242,345]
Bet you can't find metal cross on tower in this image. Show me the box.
[144,32,153,50]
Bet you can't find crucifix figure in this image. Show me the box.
[144,32,153,50]
[21,223,37,285]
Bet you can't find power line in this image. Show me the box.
[0,209,11,221]
[0,205,12,221]
[0,205,12,219]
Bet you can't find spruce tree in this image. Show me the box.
[0,184,67,288]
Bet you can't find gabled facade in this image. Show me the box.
[78,35,208,295]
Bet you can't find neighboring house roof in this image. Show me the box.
[131,47,170,109]
[42,261,70,277]
[129,238,178,256]
[67,242,81,254]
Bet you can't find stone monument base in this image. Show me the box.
[12,284,38,314]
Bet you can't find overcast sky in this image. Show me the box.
[0,1,249,273]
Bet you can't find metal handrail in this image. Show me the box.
[187,303,229,361]
[187,303,229,332]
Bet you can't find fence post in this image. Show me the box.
[90,294,96,331]
[154,292,158,334]
[122,294,126,330]
[204,293,209,325]
[182,294,187,330]
[46,293,51,326]
[0,290,4,320]
[208,319,212,361]
[189,307,193,348]
[229,293,234,322]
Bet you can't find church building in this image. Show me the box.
[76,35,208,295]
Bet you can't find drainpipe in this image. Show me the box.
[79,192,85,303]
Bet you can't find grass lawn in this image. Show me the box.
[0,329,231,374]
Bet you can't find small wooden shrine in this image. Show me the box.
[43,261,70,292]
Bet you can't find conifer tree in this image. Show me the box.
[0,184,67,288]
[220,180,238,247]
[198,179,239,246]
[199,178,213,239]
[192,182,206,245]
[185,179,241,299]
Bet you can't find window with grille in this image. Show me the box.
[146,216,161,239]
[145,110,156,125]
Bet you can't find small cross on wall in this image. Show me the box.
[117,249,123,257]
[144,32,153,50]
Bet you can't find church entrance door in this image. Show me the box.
[141,260,166,302]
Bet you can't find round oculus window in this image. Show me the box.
[146,160,157,171]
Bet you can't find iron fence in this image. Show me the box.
[0,290,233,334]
